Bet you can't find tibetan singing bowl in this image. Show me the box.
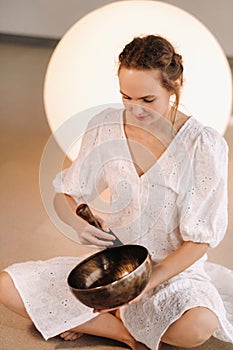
[67,245,152,309]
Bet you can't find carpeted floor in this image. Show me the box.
[0,39,233,350]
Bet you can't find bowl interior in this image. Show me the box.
[68,245,148,290]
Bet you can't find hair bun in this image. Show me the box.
[172,53,182,65]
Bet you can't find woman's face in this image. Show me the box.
[118,67,172,124]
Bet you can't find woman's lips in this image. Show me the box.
[135,115,150,121]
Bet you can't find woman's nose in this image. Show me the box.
[131,103,145,115]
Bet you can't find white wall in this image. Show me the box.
[0,0,114,38]
[0,0,233,56]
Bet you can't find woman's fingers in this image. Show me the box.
[81,233,114,247]
[79,226,116,246]
[95,215,109,232]
[91,227,115,241]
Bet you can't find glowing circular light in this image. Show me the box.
[44,0,232,160]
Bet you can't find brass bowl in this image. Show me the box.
[67,245,152,309]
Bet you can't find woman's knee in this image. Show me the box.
[0,271,29,318]
[163,307,218,348]
[0,271,14,304]
[190,308,219,346]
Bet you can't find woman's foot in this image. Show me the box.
[60,329,83,341]
[60,328,150,350]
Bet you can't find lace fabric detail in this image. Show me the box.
[53,108,228,250]
[121,277,233,350]
[5,258,233,347]
[4,256,98,340]
[4,109,233,347]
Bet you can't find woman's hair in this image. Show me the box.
[118,35,184,122]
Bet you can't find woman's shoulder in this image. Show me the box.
[178,112,227,145]
[196,119,227,149]
[186,117,228,155]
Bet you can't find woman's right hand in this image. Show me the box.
[79,218,116,247]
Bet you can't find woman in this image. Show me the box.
[0,35,233,350]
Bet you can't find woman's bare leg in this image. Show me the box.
[2,272,216,349]
[60,313,148,350]
[161,307,218,348]
[0,272,147,350]
[0,271,30,319]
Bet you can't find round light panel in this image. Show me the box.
[44,0,232,159]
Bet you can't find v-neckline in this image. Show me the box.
[119,109,192,179]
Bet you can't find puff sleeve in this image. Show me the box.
[53,113,108,204]
[177,127,228,248]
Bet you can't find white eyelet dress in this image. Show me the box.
[4,108,233,349]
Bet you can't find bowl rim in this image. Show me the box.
[67,244,151,292]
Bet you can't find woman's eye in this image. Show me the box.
[122,96,131,100]
[144,99,155,103]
